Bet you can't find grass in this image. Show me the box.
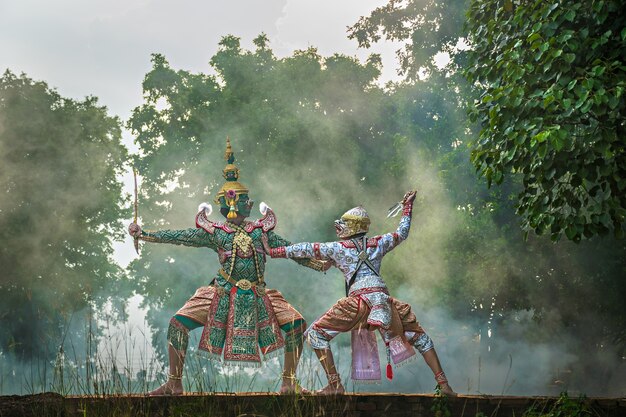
[522,392,595,417]
[0,315,618,417]
[0,312,346,397]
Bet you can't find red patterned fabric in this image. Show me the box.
[264,289,304,335]
[312,296,424,336]
[176,286,218,326]
[269,246,287,258]
[311,296,423,381]
[196,208,277,234]
[245,208,277,232]
[313,243,321,258]
[195,211,235,234]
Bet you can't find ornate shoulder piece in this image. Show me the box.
[195,203,234,234]
[196,209,216,234]
[245,201,277,232]
[214,223,235,233]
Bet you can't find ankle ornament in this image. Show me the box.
[327,373,341,386]
[435,371,448,385]
[168,373,183,381]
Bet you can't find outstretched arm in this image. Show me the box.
[378,191,415,255]
[266,230,331,272]
[129,223,218,251]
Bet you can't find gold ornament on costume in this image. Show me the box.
[233,230,254,257]
[215,137,249,218]
[235,279,252,291]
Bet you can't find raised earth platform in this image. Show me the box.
[0,392,624,417]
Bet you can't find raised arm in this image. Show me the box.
[129,223,218,251]
[377,191,415,255]
[266,230,330,272]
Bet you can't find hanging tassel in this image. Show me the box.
[227,202,238,219]
[385,343,393,380]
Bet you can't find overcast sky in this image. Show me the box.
[1,0,402,266]
[0,0,400,121]
[0,1,404,360]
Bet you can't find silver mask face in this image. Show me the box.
[334,218,351,239]
[335,206,370,239]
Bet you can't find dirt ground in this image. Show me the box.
[0,392,624,417]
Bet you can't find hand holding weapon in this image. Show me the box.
[387,190,417,218]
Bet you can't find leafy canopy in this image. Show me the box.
[465,0,626,241]
[128,35,398,353]
[0,71,128,358]
[348,0,468,78]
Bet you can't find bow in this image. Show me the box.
[133,167,140,254]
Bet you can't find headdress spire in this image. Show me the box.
[224,136,234,164]
[215,137,249,219]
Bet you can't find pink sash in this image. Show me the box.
[351,328,416,381]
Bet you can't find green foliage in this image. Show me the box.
[348,0,469,78]
[523,392,592,417]
[129,33,626,389]
[465,0,626,242]
[0,71,128,358]
[431,385,452,417]
[128,35,402,353]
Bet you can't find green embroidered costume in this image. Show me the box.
[138,138,324,366]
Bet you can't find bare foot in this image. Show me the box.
[147,379,183,396]
[279,381,310,395]
[438,383,457,397]
[316,383,345,395]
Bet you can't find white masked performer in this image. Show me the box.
[265,191,455,395]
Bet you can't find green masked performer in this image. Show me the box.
[128,138,325,395]
[265,191,456,396]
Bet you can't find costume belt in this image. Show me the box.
[218,268,266,293]
[349,286,389,297]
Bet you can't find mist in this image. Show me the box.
[1,32,624,397]
[123,37,624,397]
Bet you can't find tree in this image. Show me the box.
[465,0,626,241]
[348,0,469,78]
[128,35,396,359]
[349,2,626,384]
[129,33,626,392]
[351,0,626,242]
[391,72,626,366]
[0,71,128,359]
